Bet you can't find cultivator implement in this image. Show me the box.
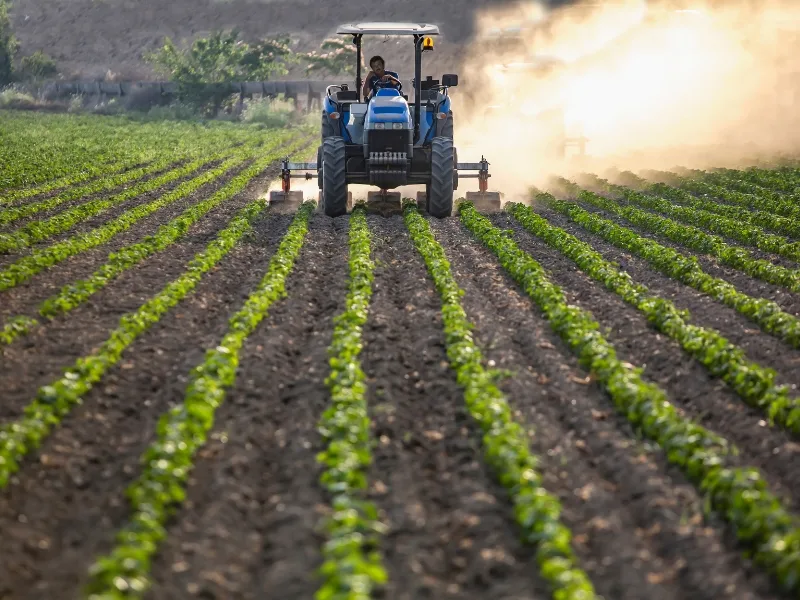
[269,155,501,215]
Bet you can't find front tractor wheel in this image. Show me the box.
[322,136,348,217]
[428,136,454,218]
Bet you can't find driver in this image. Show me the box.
[362,55,401,99]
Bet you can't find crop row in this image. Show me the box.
[82,201,316,599]
[622,171,800,237]
[0,110,271,190]
[0,132,295,292]
[539,195,800,348]
[666,168,800,219]
[614,174,800,262]
[556,177,800,292]
[457,201,800,593]
[0,151,193,226]
[0,143,257,254]
[0,135,310,346]
[404,202,598,599]
[0,188,313,492]
[315,206,388,599]
[0,155,157,207]
[507,200,800,434]
[691,169,788,200]
[714,166,800,196]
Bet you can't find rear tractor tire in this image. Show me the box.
[428,136,454,218]
[322,136,348,217]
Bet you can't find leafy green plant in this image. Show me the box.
[507,201,800,434]
[0,155,158,207]
[0,135,310,346]
[538,193,800,349]
[241,97,296,128]
[82,201,315,598]
[0,145,249,254]
[619,171,800,239]
[599,176,800,263]
[404,201,598,600]
[0,196,314,496]
[315,206,388,599]
[0,136,290,292]
[0,152,195,226]
[553,177,800,291]
[715,167,800,196]
[0,109,268,190]
[458,200,800,593]
[699,170,792,201]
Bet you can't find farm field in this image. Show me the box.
[1,109,800,600]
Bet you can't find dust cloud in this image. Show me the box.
[451,0,800,200]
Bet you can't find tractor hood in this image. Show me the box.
[364,91,412,129]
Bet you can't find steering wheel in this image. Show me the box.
[372,75,402,94]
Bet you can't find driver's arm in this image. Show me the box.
[362,71,374,98]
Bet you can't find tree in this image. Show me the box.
[304,38,356,77]
[145,29,295,116]
[0,0,19,86]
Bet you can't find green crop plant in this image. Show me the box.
[459,201,800,593]
[404,201,599,600]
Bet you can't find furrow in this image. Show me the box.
[458,201,800,594]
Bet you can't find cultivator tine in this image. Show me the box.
[268,156,319,212]
[458,156,502,213]
[365,190,403,216]
[463,191,502,212]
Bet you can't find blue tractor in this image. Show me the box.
[271,22,500,217]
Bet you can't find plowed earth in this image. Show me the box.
[1,159,799,600]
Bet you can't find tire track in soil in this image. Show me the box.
[569,200,800,315]
[361,216,549,600]
[0,211,294,600]
[144,213,349,600]
[428,216,782,600]
[0,162,281,421]
[535,206,800,390]
[493,212,800,516]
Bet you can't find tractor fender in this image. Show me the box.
[437,110,454,139]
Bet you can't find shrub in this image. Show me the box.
[19,50,57,79]
[0,86,38,108]
[241,96,295,127]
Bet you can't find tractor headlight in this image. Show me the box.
[392,122,404,129]
[374,122,385,129]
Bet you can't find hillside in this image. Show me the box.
[8,0,531,80]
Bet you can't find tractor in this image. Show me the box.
[269,22,500,217]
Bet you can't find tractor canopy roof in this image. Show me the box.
[336,22,439,36]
